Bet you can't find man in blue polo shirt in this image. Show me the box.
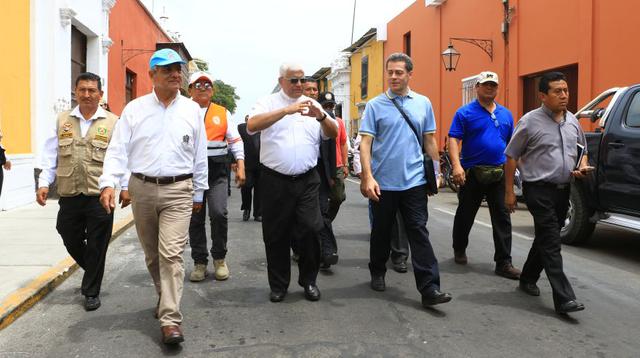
[360,52,452,307]
[448,71,521,280]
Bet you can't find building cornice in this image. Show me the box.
[59,8,77,27]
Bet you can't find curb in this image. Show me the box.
[0,213,135,331]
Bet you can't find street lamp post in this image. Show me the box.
[441,38,493,71]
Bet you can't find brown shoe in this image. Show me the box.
[161,325,184,345]
[495,263,521,280]
[454,251,467,265]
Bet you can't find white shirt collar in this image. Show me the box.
[70,105,106,121]
[152,88,180,107]
[278,89,302,103]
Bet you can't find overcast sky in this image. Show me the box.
[140,0,416,120]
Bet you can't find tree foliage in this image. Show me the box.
[211,80,240,114]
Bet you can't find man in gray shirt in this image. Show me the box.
[504,71,591,315]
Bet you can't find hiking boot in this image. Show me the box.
[214,259,230,281]
[189,263,207,282]
[495,262,521,280]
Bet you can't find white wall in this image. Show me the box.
[1,0,113,211]
[328,52,352,136]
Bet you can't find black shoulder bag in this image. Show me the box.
[386,93,438,195]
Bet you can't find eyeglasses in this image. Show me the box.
[286,77,307,84]
[490,112,499,127]
[193,82,212,90]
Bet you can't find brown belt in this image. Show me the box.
[132,172,193,185]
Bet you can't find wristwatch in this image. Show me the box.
[317,113,327,122]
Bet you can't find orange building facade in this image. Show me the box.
[107,0,172,115]
[384,0,640,148]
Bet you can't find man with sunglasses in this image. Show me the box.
[447,71,520,280]
[248,63,338,303]
[186,71,245,283]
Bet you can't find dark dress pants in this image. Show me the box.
[452,172,513,264]
[390,212,409,264]
[56,194,114,297]
[369,184,441,295]
[0,169,3,199]
[260,167,322,293]
[241,167,261,218]
[521,183,576,307]
[318,167,338,258]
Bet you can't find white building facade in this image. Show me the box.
[0,0,114,211]
[327,52,351,136]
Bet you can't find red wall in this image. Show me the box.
[108,0,171,115]
[384,0,640,149]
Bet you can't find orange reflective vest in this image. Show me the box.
[204,103,228,157]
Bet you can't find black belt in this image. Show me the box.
[261,164,316,181]
[132,172,193,185]
[523,181,569,189]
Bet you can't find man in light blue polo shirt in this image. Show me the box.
[448,71,521,280]
[359,52,452,307]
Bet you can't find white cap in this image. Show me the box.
[477,71,499,84]
[189,71,214,85]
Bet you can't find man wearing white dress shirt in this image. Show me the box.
[37,72,127,312]
[99,49,208,345]
[248,63,338,303]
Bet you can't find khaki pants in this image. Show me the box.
[129,176,193,327]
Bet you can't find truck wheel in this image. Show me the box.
[560,183,596,245]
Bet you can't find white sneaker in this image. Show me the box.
[189,263,207,282]
[213,259,229,281]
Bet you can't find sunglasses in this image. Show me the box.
[286,77,307,84]
[490,112,499,127]
[194,82,212,90]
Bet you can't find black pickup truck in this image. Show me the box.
[561,85,640,244]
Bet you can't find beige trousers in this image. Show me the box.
[129,176,193,327]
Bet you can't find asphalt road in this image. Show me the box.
[1,179,639,357]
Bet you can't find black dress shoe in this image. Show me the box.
[242,210,250,221]
[84,296,101,311]
[319,262,331,271]
[519,281,540,296]
[254,216,262,222]
[421,290,452,306]
[323,253,339,265]
[303,284,321,301]
[370,275,386,291]
[556,300,585,314]
[392,261,408,273]
[269,291,287,302]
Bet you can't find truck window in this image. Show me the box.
[625,92,640,127]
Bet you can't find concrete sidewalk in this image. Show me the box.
[0,195,134,329]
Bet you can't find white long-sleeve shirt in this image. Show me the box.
[38,106,129,188]
[248,90,336,175]
[99,91,209,201]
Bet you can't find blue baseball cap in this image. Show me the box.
[149,49,186,69]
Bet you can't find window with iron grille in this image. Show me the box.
[462,75,479,105]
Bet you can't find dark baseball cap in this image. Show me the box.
[318,91,336,105]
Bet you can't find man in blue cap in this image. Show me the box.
[100,48,208,345]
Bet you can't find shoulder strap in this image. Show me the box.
[385,91,423,150]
